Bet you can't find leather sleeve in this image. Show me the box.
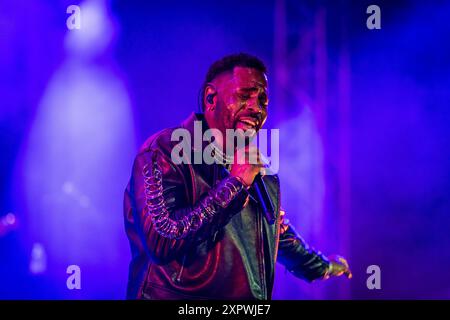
[124,147,249,264]
[277,209,330,282]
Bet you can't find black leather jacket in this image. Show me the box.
[124,113,330,300]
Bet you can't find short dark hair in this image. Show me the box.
[201,53,267,111]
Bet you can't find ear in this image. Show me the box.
[204,84,217,111]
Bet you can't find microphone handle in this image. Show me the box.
[253,174,276,224]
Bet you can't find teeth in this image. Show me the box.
[239,119,256,126]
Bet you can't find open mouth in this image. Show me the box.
[236,117,259,129]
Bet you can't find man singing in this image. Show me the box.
[124,53,351,300]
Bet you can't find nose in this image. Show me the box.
[244,101,266,127]
[246,98,263,114]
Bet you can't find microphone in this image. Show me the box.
[253,174,276,225]
[219,165,275,224]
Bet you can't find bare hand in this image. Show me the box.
[230,144,264,187]
[324,254,352,279]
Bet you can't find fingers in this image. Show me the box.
[339,259,352,279]
[337,257,352,279]
[328,255,352,280]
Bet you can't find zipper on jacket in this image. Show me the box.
[256,206,267,299]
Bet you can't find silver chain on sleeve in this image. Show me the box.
[142,158,245,240]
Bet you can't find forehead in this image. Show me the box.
[233,66,268,88]
[218,66,268,90]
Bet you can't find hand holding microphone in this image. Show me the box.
[229,144,263,188]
